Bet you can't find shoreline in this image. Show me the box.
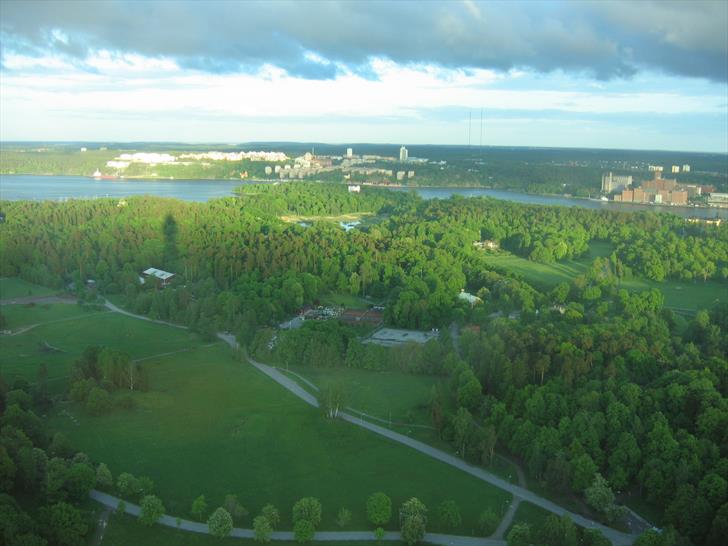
[1,173,724,213]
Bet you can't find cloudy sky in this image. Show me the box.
[1,0,727,152]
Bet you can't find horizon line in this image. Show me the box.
[1,140,727,156]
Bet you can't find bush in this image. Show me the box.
[478,508,498,535]
[292,497,322,528]
[507,522,531,546]
[294,519,315,544]
[139,495,164,526]
[336,507,352,528]
[86,386,111,415]
[254,515,272,542]
[366,492,392,526]
[116,472,140,498]
[137,476,154,496]
[95,463,113,490]
[208,507,234,538]
[261,504,280,529]
[437,499,461,531]
[191,494,207,521]
[399,498,427,546]
[224,494,249,521]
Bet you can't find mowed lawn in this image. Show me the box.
[287,365,440,427]
[481,243,724,311]
[1,302,96,330]
[0,308,206,389]
[48,343,511,534]
[0,277,57,299]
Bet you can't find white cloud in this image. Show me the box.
[0,51,726,149]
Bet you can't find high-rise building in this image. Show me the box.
[346,148,353,158]
[399,146,408,162]
[601,172,632,193]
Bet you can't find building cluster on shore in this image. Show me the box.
[602,165,716,206]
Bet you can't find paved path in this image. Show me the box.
[243,354,636,546]
[90,490,506,545]
[491,455,527,539]
[108,306,638,546]
[90,506,112,546]
[3,310,111,336]
[103,300,188,330]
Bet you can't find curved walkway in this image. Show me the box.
[107,306,637,546]
[242,355,636,546]
[492,455,527,540]
[90,490,505,545]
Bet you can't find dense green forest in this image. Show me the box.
[1,183,727,545]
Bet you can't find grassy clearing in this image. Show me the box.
[481,242,724,311]
[281,366,522,486]
[287,365,438,427]
[0,309,206,389]
[1,302,91,330]
[102,513,394,546]
[280,212,373,223]
[0,277,57,299]
[49,343,511,534]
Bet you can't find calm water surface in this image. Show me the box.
[1,174,726,219]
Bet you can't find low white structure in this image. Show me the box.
[118,152,176,164]
[106,160,131,169]
[140,267,175,286]
[364,328,438,347]
[348,185,361,193]
[458,290,482,307]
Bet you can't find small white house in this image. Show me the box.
[348,185,361,193]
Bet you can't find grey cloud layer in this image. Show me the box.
[2,0,726,81]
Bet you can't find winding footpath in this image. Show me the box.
[91,490,505,545]
[88,305,638,545]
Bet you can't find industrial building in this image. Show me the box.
[601,172,632,193]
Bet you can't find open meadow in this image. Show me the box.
[0,277,58,299]
[286,365,440,427]
[47,342,512,534]
[481,242,724,311]
[0,301,206,390]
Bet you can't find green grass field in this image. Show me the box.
[281,366,523,486]
[48,343,510,534]
[1,302,93,330]
[0,307,206,389]
[287,365,439,426]
[0,277,57,299]
[481,242,724,311]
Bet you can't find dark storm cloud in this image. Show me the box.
[1,0,726,81]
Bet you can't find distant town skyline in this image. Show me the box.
[1,0,727,153]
